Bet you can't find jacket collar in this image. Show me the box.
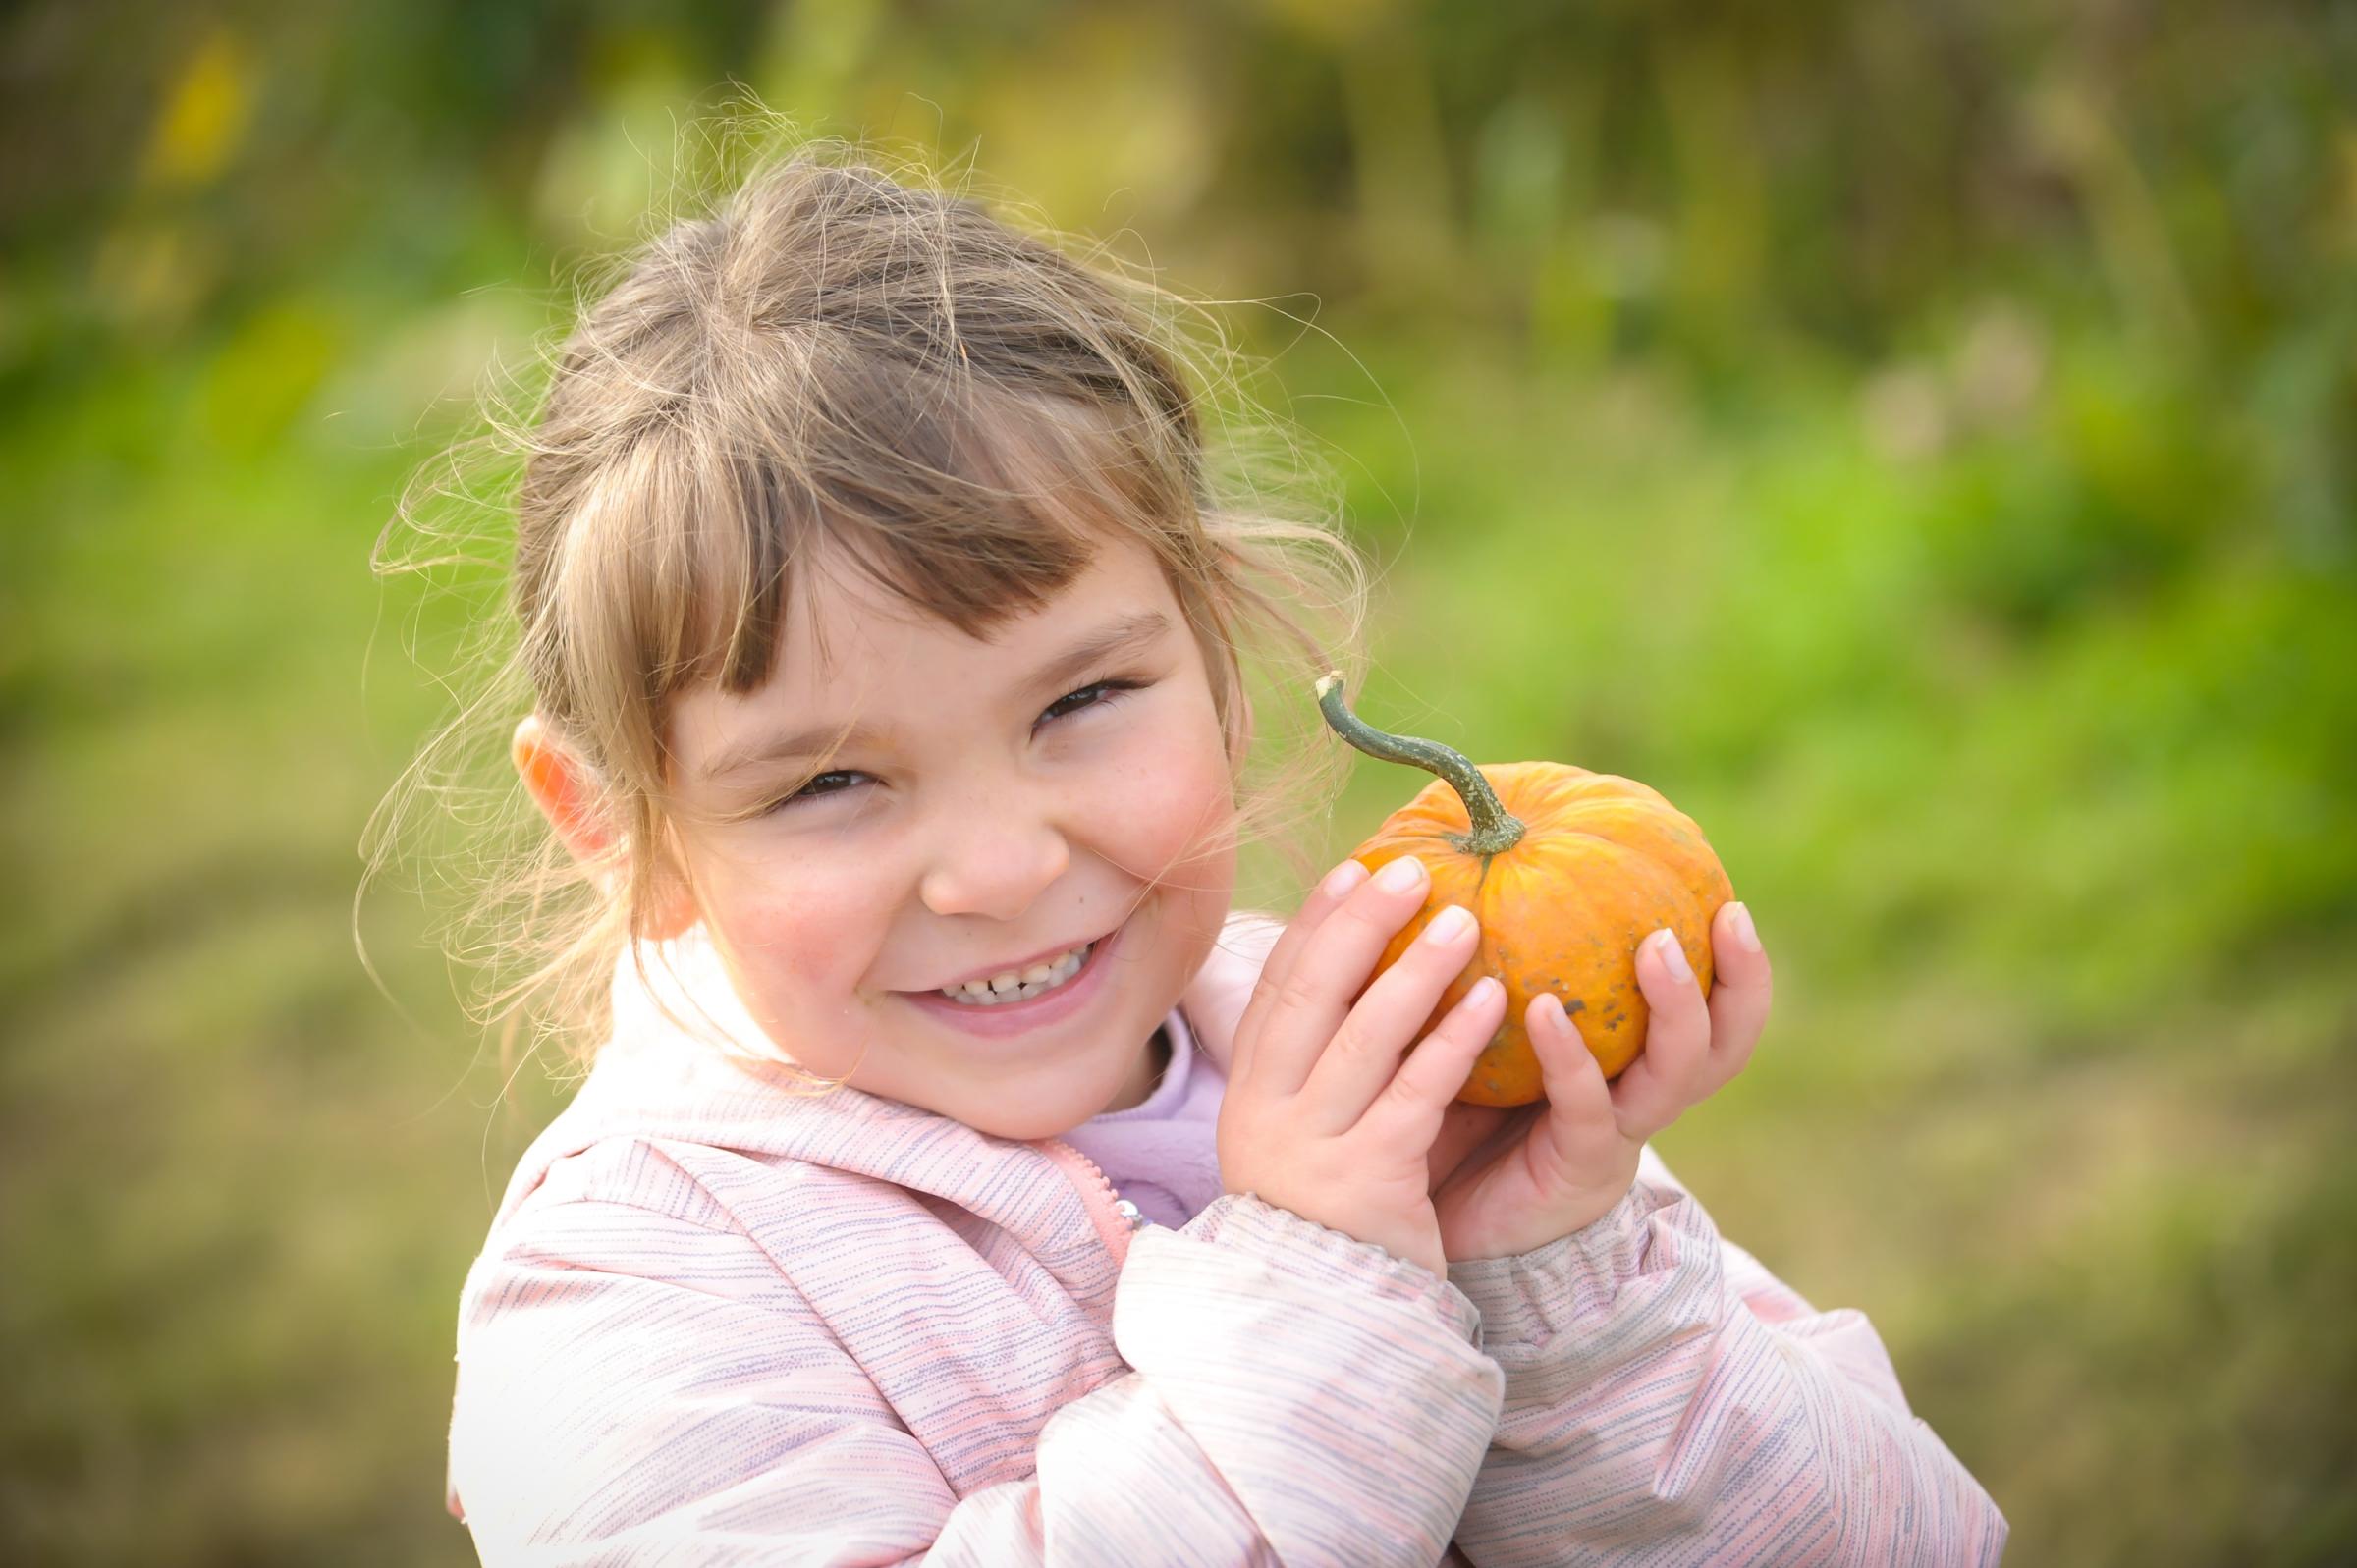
[481,924,1181,1256]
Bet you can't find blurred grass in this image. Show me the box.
[3,3,2354,1562]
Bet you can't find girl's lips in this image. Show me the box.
[900,920,1124,1039]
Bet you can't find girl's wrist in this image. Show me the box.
[1441,1137,1644,1264]
[1443,1180,1694,1360]
[1444,1178,1629,1265]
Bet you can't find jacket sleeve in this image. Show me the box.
[450,1191,1503,1567]
[1441,1148,2008,1568]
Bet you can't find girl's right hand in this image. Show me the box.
[1216,854,1508,1280]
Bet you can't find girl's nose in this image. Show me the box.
[916,802,1071,923]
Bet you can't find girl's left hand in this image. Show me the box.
[1427,900,1774,1263]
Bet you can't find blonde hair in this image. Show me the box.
[368,128,1370,1082]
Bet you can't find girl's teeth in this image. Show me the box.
[942,942,1091,1004]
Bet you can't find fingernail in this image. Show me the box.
[1727,901,1760,953]
[1424,903,1473,943]
[1466,975,1502,1007]
[1321,859,1368,899]
[1375,856,1426,893]
[1653,929,1692,982]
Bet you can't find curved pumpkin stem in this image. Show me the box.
[1316,673,1526,856]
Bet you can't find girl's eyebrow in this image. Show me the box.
[1018,608,1171,701]
[700,609,1172,779]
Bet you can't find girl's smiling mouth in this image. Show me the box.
[898,920,1127,1037]
[935,938,1097,1005]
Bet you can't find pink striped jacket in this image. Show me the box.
[446,919,2006,1565]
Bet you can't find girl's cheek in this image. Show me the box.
[1101,719,1238,883]
[698,850,890,997]
[712,876,899,1078]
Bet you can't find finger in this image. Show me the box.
[1229,856,1370,1085]
[1529,992,1615,1137]
[1701,900,1774,1088]
[1301,897,1483,1124]
[1246,853,1434,1098]
[1362,973,1507,1148]
[1607,927,1713,1136]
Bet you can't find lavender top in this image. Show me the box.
[1059,1008,1226,1230]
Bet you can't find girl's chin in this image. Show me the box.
[904,1046,1151,1141]
[936,1089,1107,1143]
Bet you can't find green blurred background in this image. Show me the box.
[4,2,2353,1562]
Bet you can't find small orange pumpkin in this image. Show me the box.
[1319,675,1734,1107]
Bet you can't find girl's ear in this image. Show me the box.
[513,714,614,867]
[514,715,700,942]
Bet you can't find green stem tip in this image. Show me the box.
[1316,672,1526,856]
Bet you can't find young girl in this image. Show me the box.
[426,146,2006,1564]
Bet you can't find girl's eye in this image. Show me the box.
[761,679,1146,817]
[766,770,867,814]
[1038,678,1145,727]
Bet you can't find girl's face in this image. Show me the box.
[660,534,1240,1139]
